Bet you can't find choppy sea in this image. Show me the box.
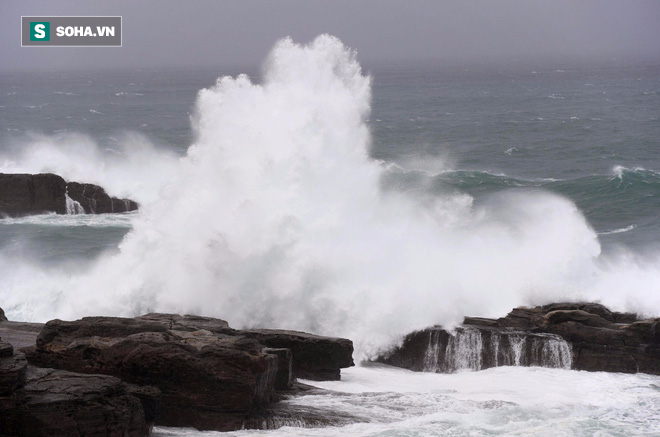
[1,36,659,435]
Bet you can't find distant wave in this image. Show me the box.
[599,225,637,235]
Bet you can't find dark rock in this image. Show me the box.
[137,313,354,381]
[0,366,154,437]
[544,309,613,328]
[625,319,660,343]
[0,351,27,395]
[0,173,67,216]
[541,302,616,322]
[377,326,572,373]
[240,329,354,381]
[125,383,162,426]
[612,311,639,324]
[136,312,230,332]
[29,316,279,431]
[0,341,13,357]
[497,306,545,330]
[378,327,450,372]
[264,347,293,390]
[377,303,659,375]
[463,316,499,328]
[67,181,138,214]
[0,173,138,217]
[0,307,7,322]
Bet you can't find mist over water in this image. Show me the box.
[1,35,660,357]
[0,131,180,205]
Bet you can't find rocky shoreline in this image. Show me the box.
[0,310,354,436]
[1,302,658,436]
[377,302,660,375]
[0,173,138,217]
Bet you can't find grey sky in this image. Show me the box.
[2,0,659,72]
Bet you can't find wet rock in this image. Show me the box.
[264,347,293,390]
[0,349,27,395]
[136,313,230,332]
[377,326,572,373]
[240,329,355,381]
[544,309,613,328]
[0,173,67,216]
[137,313,354,381]
[0,173,138,217]
[28,316,279,431]
[0,340,13,357]
[67,181,138,214]
[0,366,154,437]
[377,303,660,375]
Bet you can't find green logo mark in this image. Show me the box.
[30,22,50,41]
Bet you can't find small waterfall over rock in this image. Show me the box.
[377,303,656,375]
[444,327,484,372]
[413,327,572,373]
[65,190,85,214]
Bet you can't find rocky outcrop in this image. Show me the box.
[0,307,7,322]
[0,366,156,437]
[0,341,27,395]
[0,334,156,437]
[0,173,67,216]
[135,313,355,381]
[239,329,355,381]
[377,303,660,375]
[67,181,138,214]
[27,316,278,431]
[2,312,355,432]
[0,173,137,217]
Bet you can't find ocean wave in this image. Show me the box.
[0,212,136,228]
[598,225,637,235]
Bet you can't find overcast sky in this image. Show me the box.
[2,0,659,72]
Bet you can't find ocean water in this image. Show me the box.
[1,35,659,435]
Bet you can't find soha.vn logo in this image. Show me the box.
[30,22,50,41]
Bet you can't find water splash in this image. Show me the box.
[65,190,85,215]
[424,327,572,373]
[1,35,659,358]
[445,328,484,372]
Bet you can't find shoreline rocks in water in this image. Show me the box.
[376,302,660,375]
[0,173,138,217]
[0,310,354,433]
[2,302,656,435]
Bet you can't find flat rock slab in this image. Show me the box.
[0,321,43,349]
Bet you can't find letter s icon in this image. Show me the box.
[35,24,45,39]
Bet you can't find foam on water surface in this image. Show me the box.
[152,365,660,436]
